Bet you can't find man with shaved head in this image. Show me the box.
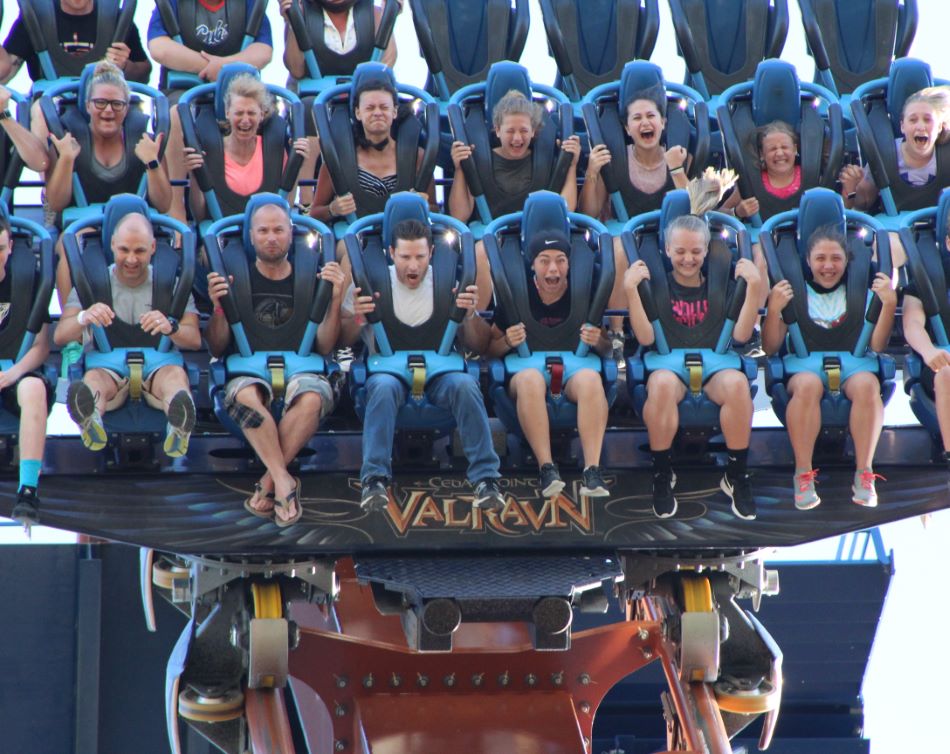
[205,201,346,526]
[55,212,201,456]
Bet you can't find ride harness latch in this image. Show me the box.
[685,352,703,397]
[267,355,286,401]
[126,351,145,401]
[546,356,565,398]
[822,355,842,395]
[408,354,427,400]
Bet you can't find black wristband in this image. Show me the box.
[146,159,160,171]
[166,316,180,335]
[0,111,10,122]
[847,191,857,201]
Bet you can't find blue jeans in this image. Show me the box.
[361,371,501,484]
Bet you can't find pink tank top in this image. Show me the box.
[761,165,801,199]
[224,136,263,196]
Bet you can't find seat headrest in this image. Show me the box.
[659,189,692,248]
[77,63,98,115]
[242,193,291,254]
[752,60,801,128]
[102,193,151,254]
[214,62,262,120]
[485,61,533,124]
[887,58,933,135]
[796,188,846,254]
[350,62,398,118]
[382,192,430,250]
[619,60,667,117]
[520,191,570,248]
[936,187,950,248]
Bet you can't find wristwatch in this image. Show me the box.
[146,159,160,171]
[166,316,180,335]
[0,111,10,121]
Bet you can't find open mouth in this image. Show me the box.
[913,134,930,147]
[639,128,656,141]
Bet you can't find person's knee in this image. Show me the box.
[290,390,322,417]
[16,376,46,405]
[934,366,950,396]
[235,383,267,409]
[570,369,607,404]
[511,369,547,399]
[847,373,881,405]
[367,375,404,404]
[647,371,683,402]
[789,373,824,402]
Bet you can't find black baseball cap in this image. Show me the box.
[527,230,571,262]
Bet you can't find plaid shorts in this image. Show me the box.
[224,373,335,418]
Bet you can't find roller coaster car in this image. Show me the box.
[538,0,660,103]
[62,193,197,466]
[716,59,844,227]
[313,63,440,229]
[582,60,710,228]
[899,187,950,444]
[38,64,170,227]
[850,57,950,224]
[344,191,478,462]
[15,0,137,94]
[760,188,897,452]
[482,190,617,461]
[0,208,53,465]
[622,189,758,452]
[798,0,918,98]
[448,61,574,229]
[203,192,336,441]
[177,63,305,225]
[408,0,530,104]
[283,0,400,99]
[668,0,789,103]
[152,0,269,94]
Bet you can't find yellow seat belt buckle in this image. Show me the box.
[823,356,841,394]
[408,355,426,400]
[685,353,703,396]
[127,351,145,401]
[267,355,286,400]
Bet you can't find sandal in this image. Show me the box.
[274,478,303,528]
[243,483,275,519]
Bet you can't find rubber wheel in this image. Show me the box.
[178,687,244,723]
[680,575,713,613]
[152,559,189,591]
[714,678,780,715]
[251,582,283,619]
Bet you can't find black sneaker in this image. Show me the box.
[580,465,609,497]
[652,470,678,518]
[164,390,196,458]
[539,463,565,498]
[360,477,390,512]
[11,486,40,526]
[473,478,505,510]
[721,472,756,521]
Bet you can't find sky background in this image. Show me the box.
[2,1,949,751]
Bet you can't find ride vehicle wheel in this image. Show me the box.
[251,582,283,619]
[177,687,245,723]
[152,558,190,591]
[677,575,720,683]
[714,677,780,714]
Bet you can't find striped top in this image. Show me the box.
[357,167,398,198]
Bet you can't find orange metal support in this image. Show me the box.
[245,688,297,754]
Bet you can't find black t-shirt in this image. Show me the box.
[249,265,294,329]
[4,3,148,82]
[493,280,571,333]
[0,264,51,335]
[668,274,709,328]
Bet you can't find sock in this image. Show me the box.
[943,451,950,468]
[651,448,672,475]
[19,459,41,492]
[726,448,749,478]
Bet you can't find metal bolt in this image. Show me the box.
[637,627,649,641]
[362,674,374,689]
[583,737,590,749]
[525,673,537,687]
[498,671,510,687]
[443,673,456,688]
[416,673,429,688]
[472,672,484,687]
[642,648,654,660]
[334,675,348,689]
[390,673,402,688]
[551,671,564,686]
[578,673,591,686]
[334,740,347,752]
[580,701,591,714]
[334,704,347,718]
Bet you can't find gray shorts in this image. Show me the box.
[224,373,335,418]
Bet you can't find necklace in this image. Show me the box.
[631,146,664,171]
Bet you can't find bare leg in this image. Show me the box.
[83,368,121,414]
[643,370,686,450]
[257,391,324,499]
[783,372,824,470]
[843,371,884,470]
[509,369,553,466]
[703,369,753,450]
[934,367,950,453]
[16,377,48,460]
[147,365,191,408]
[475,239,492,310]
[564,368,608,467]
[607,236,630,335]
[232,385,298,505]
